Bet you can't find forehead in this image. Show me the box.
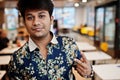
[25,9,49,15]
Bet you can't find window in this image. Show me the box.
[53,7,75,29]
[5,8,18,30]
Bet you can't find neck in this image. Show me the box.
[31,32,52,47]
[31,32,53,60]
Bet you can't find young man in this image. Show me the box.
[8,0,93,79]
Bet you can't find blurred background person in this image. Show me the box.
[0,29,9,50]
[53,19,59,35]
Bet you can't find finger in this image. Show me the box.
[76,64,86,71]
[74,58,83,65]
[76,67,87,76]
[74,58,85,67]
[81,52,88,63]
[75,67,83,76]
[80,58,84,62]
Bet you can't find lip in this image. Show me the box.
[32,27,44,31]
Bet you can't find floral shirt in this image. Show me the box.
[8,35,81,80]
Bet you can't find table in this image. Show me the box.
[76,42,96,51]
[0,70,6,80]
[0,47,19,55]
[0,56,11,65]
[93,64,120,80]
[84,51,112,80]
[84,51,112,65]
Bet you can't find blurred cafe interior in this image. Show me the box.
[0,0,120,80]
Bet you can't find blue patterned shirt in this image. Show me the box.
[8,35,81,80]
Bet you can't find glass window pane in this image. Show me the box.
[63,7,75,28]
[96,8,104,41]
[104,6,116,48]
[53,8,63,27]
[53,7,75,29]
[5,8,18,30]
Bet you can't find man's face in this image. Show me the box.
[24,10,53,39]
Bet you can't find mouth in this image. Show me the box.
[32,27,44,31]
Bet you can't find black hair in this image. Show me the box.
[17,0,54,19]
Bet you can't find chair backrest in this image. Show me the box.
[88,31,94,37]
[81,27,88,34]
[100,42,108,52]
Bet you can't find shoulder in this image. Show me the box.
[9,42,30,67]
[57,36,75,43]
[12,42,29,60]
[56,36,78,50]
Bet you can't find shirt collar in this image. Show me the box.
[28,32,58,52]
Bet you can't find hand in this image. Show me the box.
[74,52,92,77]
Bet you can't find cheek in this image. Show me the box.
[25,22,32,32]
[25,21,32,28]
[25,20,31,26]
[44,20,51,28]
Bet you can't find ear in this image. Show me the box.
[50,16,54,25]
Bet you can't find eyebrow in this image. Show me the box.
[26,11,47,16]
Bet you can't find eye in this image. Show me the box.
[38,15,45,19]
[26,16,34,20]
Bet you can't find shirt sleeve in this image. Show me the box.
[71,40,82,67]
[7,54,23,80]
[74,41,82,60]
[74,48,81,60]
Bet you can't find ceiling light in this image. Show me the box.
[74,3,79,7]
[82,0,87,3]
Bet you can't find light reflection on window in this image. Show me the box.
[53,7,75,28]
[5,8,18,30]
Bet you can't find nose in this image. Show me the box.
[33,17,40,26]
